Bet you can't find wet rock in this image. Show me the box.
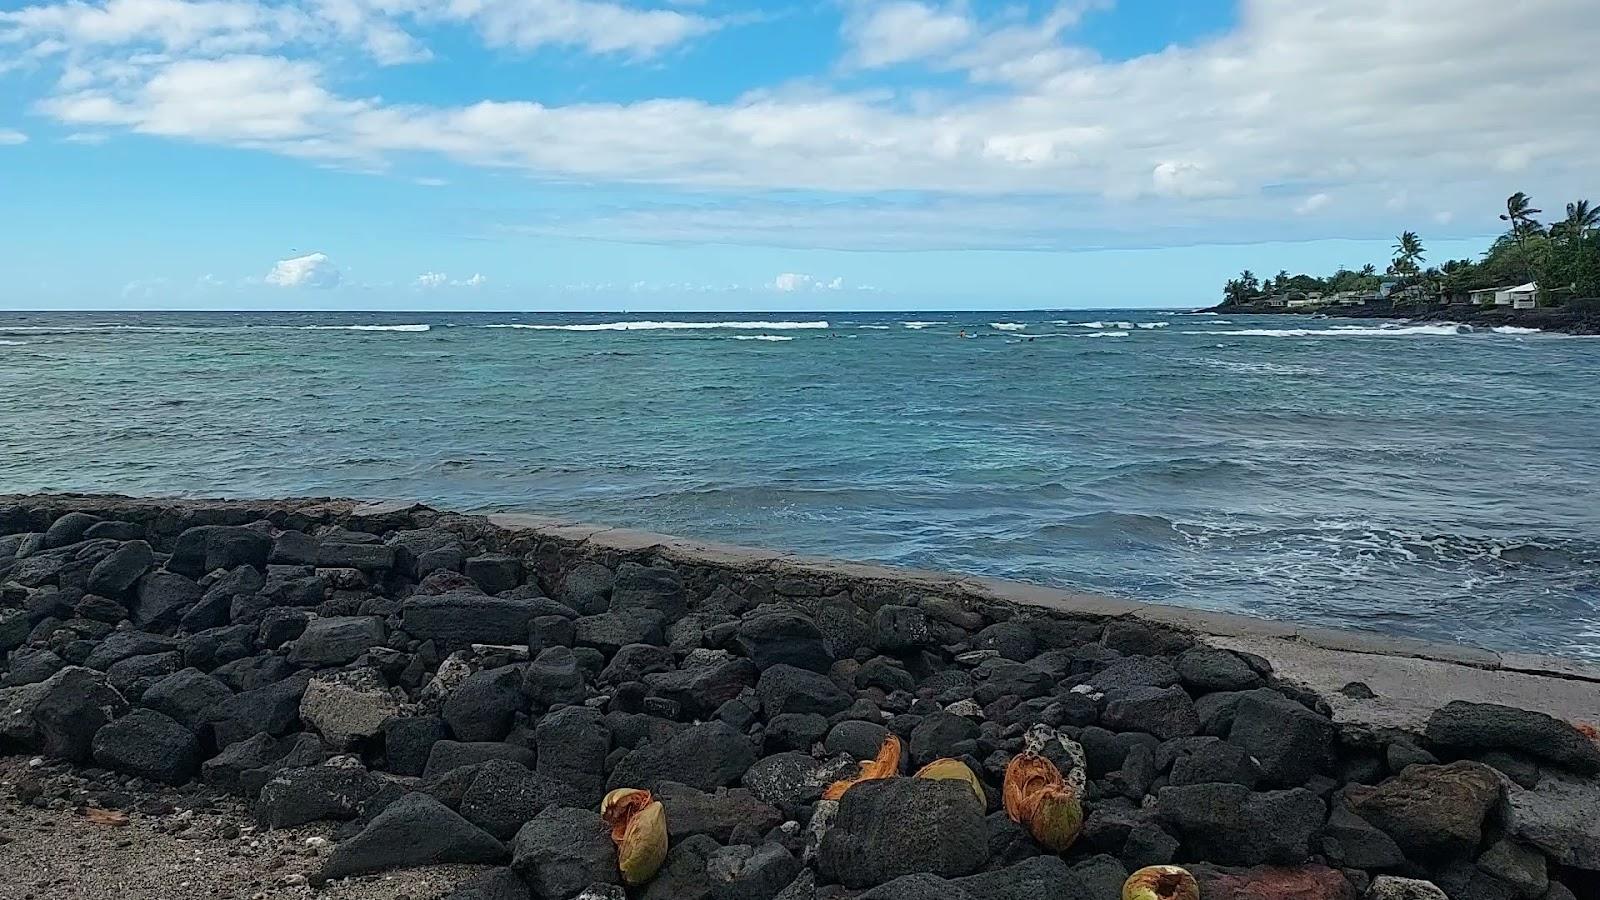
[299,667,403,747]
[323,791,507,879]
[608,720,756,792]
[1102,685,1200,739]
[459,759,583,840]
[91,707,200,785]
[288,615,385,667]
[1157,782,1325,866]
[758,664,851,717]
[736,610,833,672]
[425,740,537,776]
[1426,701,1600,774]
[1350,760,1503,860]
[1175,647,1263,692]
[1226,691,1336,787]
[819,777,988,888]
[511,806,619,900]
[256,764,379,828]
[443,664,526,742]
[86,540,154,597]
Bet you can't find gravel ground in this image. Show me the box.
[0,755,488,900]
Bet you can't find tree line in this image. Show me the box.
[1223,193,1600,306]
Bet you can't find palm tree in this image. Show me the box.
[1500,192,1544,245]
[1392,231,1425,273]
[1556,200,1598,240]
[1359,263,1377,277]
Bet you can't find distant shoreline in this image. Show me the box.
[1205,299,1600,335]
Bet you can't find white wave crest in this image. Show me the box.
[732,335,794,341]
[1135,322,1168,329]
[1491,325,1542,334]
[857,325,891,330]
[1182,324,1470,338]
[485,320,828,332]
[990,322,1027,331]
[1084,330,1129,338]
[902,321,938,329]
[0,339,26,346]
[299,324,431,332]
[1057,320,1138,329]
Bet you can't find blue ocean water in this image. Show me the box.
[2,309,1597,658]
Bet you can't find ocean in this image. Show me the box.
[2,309,1596,659]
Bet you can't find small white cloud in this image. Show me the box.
[266,252,341,289]
[196,273,225,288]
[415,271,448,288]
[63,132,108,144]
[1151,161,1233,199]
[458,273,487,287]
[0,129,27,145]
[1295,193,1331,215]
[771,272,847,292]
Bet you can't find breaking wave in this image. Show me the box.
[990,322,1028,331]
[485,320,828,332]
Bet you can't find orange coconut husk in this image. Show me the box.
[601,788,668,885]
[1002,752,1064,823]
[822,734,903,801]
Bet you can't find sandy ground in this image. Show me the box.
[0,756,493,900]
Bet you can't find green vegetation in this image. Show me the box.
[1221,193,1600,307]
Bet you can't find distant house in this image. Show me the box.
[1377,278,1401,299]
[1332,290,1366,306]
[1265,295,1288,308]
[1286,296,1321,308]
[1470,282,1539,307]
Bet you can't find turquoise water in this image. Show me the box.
[2,309,1597,658]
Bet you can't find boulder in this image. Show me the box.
[1189,863,1357,900]
[86,540,154,597]
[180,623,256,670]
[2,647,66,686]
[1168,738,1262,788]
[573,609,667,656]
[1321,801,1407,870]
[644,656,758,720]
[317,542,397,572]
[1157,782,1325,866]
[607,721,755,792]
[736,611,833,672]
[204,732,290,794]
[741,751,858,808]
[1426,701,1600,774]
[558,561,614,615]
[609,562,686,619]
[322,792,506,879]
[639,837,799,900]
[256,764,379,828]
[1086,656,1181,694]
[131,570,203,628]
[757,664,851,718]
[299,667,403,747]
[658,783,784,843]
[425,740,537,777]
[1350,760,1503,860]
[207,672,311,749]
[0,608,29,652]
[874,605,936,653]
[444,664,526,742]
[534,705,611,802]
[41,512,101,549]
[971,621,1036,662]
[1226,691,1336,787]
[383,715,448,776]
[819,777,989,888]
[1175,647,1263,692]
[169,525,272,577]
[910,712,980,767]
[288,615,385,667]
[1475,838,1548,899]
[388,528,467,579]
[105,651,182,699]
[826,719,892,761]
[459,759,584,840]
[2,666,128,761]
[1505,769,1600,870]
[601,643,675,684]
[1365,876,1449,900]
[82,630,180,670]
[403,592,548,648]
[90,708,199,785]
[512,806,619,900]
[1102,685,1200,740]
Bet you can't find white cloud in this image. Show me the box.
[459,272,486,287]
[265,251,340,288]
[0,128,27,144]
[1295,192,1331,215]
[771,272,846,292]
[843,1,973,69]
[414,270,447,288]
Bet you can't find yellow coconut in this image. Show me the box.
[1026,786,1083,853]
[1122,865,1200,900]
[600,788,668,885]
[914,758,987,806]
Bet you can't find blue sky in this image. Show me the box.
[1,0,1595,311]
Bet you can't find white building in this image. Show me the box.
[1470,282,1539,307]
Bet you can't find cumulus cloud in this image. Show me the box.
[415,271,486,287]
[7,0,1600,250]
[771,273,845,292]
[414,271,447,288]
[0,128,26,144]
[460,272,486,287]
[265,251,340,288]
[1295,192,1332,215]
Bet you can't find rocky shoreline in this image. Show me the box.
[3,493,1597,900]
[1205,300,1600,335]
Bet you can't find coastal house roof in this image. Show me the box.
[1506,281,1537,293]
[1470,282,1537,295]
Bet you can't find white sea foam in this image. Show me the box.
[857,325,891,330]
[1057,320,1139,329]
[485,320,828,332]
[732,335,794,341]
[990,322,1027,331]
[1491,325,1542,334]
[0,339,26,346]
[1135,322,1168,329]
[1083,331,1129,338]
[299,324,431,332]
[902,321,938,329]
[1182,324,1468,338]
